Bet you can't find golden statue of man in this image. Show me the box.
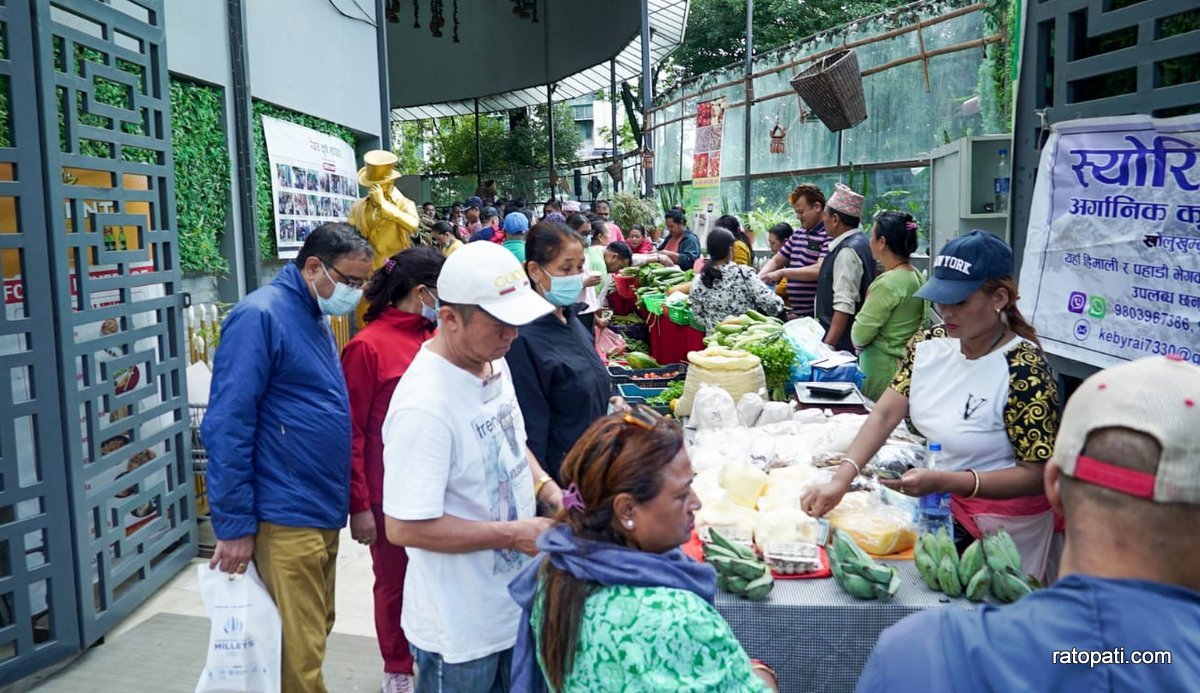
[348,150,419,271]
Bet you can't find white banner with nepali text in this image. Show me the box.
[1018,114,1200,369]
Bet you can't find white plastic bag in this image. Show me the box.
[196,562,282,693]
[691,384,739,430]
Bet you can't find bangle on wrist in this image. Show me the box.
[534,475,552,498]
[966,469,981,498]
[840,457,862,476]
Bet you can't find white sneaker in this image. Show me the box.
[382,672,414,693]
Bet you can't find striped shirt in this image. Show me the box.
[780,221,829,318]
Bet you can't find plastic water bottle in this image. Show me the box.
[994,148,1010,214]
[916,443,954,541]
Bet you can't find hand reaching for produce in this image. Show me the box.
[801,478,851,518]
[879,468,944,497]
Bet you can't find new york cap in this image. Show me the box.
[915,230,1013,304]
[1052,355,1200,503]
[437,241,553,326]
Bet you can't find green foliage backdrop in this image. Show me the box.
[251,101,356,259]
[170,78,231,275]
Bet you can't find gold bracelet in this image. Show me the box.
[967,469,981,498]
[534,475,552,498]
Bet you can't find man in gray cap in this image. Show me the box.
[857,355,1200,691]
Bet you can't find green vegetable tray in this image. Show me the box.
[607,364,688,387]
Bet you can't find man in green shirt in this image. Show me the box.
[502,211,530,262]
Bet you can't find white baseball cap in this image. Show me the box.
[1052,355,1200,504]
[437,241,553,326]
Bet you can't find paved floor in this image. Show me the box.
[30,526,385,692]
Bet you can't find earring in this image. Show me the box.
[625,520,634,529]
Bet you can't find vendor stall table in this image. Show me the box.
[714,561,977,692]
[648,313,706,364]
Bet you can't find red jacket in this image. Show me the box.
[340,307,436,514]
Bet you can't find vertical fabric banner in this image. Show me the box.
[261,116,358,260]
[690,97,726,240]
[1018,114,1200,368]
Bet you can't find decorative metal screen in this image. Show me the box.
[1012,0,1200,270]
[30,0,195,649]
[0,1,83,682]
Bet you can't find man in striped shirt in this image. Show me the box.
[759,184,830,318]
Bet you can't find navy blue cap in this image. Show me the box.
[465,196,483,209]
[915,230,1013,304]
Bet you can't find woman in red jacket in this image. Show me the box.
[340,245,444,693]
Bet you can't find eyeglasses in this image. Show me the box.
[622,404,666,431]
[323,262,367,289]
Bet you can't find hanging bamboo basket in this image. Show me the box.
[789,49,868,132]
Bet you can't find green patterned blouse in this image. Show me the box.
[530,584,769,692]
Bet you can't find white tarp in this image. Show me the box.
[1018,114,1200,368]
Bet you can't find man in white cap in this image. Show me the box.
[815,182,876,351]
[381,241,564,692]
[857,355,1200,691]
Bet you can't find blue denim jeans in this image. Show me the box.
[410,644,512,693]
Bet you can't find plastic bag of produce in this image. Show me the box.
[695,496,758,541]
[755,508,827,547]
[757,465,830,511]
[675,347,767,417]
[736,392,765,427]
[594,325,627,360]
[755,401,794,427]
[718,459,768,509]
[691,384,739,430]
[195,562,282,693]
[869,443,928,480]
[825,494,917,555]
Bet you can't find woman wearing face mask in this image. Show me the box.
[506,222,618,483]
[339,246,444,692]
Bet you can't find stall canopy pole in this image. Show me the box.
[743,0,754,213]
[547,83,556,196]
[474,97,482,189]
[640,0,654,197]
[611,59,619,193]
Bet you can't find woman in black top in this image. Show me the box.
[505,221,616,482]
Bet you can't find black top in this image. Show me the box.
[815,230,877,352]
[506,306,611,482]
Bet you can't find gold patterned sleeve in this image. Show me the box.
[888,325,946,398]
[1003,343,1061,463]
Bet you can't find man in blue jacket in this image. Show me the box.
[856,355,1200,692]
[202,222,373,693]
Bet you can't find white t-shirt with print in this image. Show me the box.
[381,344,536,664]
[906,335,1027,473]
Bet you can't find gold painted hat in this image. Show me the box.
[358,149,402,187]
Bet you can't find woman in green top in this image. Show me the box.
[852,211,927,400]
[508,407,777,693]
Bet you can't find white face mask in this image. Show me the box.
[313,264,362,316]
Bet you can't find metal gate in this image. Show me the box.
[0,0,195,681]
[1010,0,1200,376]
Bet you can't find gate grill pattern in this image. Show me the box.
[31,0,195,649]
[0,0,82,680]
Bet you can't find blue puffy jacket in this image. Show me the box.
[201,262,351,540]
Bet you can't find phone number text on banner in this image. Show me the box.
[1018,115,1200,368]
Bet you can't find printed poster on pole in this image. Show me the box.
[1018,114,1200,369]
[689,97,726,241]
[262,116,358,260]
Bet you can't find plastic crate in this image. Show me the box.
[614,273,639,299]
[666,303,693,326]
[608,364,688,387]
[617,382,668,400]
[610,321,649,342]
[688,315,706,331]
[640,292,667,315]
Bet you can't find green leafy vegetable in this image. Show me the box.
[743,335,798,402]
[646,380,686,407]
